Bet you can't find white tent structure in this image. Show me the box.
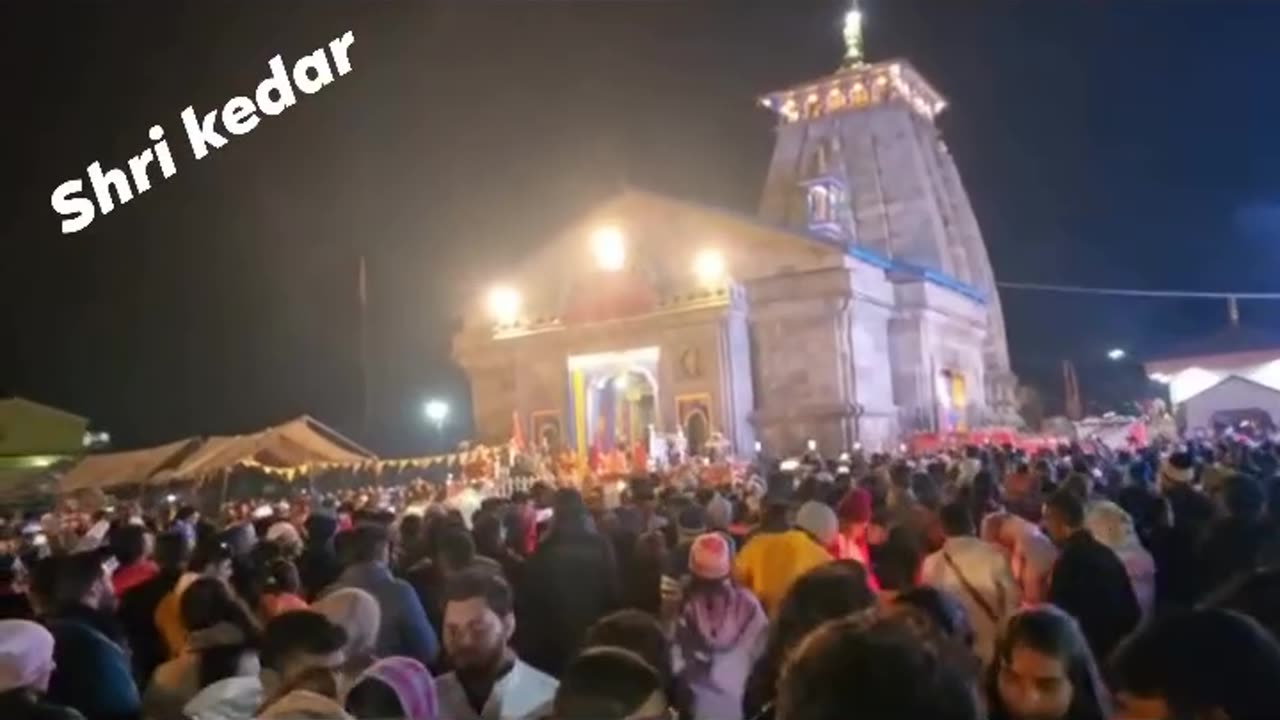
[59,416,375,493]
[151,415,375,483]
[60,438,203,492]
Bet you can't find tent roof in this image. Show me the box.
[151,415,375,483]
[60,438,202,492]
[59,415,375,492]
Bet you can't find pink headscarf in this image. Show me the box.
[351,657,437,720]
[0,620,55,693]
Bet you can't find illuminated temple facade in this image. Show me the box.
[452,16,1018,456]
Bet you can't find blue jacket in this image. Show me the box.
[46,606,141,720]
[324,562,440,668]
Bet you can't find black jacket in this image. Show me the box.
[0,689,85,720]
[517,526,622,676]
[1048,530,1141,662]
[117,569,180,689]
[299,514,341,601]
[1196,517,1272,599]
[0,590,34,621]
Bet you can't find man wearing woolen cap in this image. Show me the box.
[675,533,768,720]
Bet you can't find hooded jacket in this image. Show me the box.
[516,519,622,676]
[299,514,341,600]
[732,530,831,616]
[46,605,141,720]
[322,562,439,669]
[1086,501,1156,618]
[143,623,259,720]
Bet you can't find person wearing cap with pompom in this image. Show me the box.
[674,533,767,720]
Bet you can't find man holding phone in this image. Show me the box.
[46,552,142,720]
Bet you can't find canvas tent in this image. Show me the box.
[59,415,375,493]
[60,438,202,492]
[151,415,375,483]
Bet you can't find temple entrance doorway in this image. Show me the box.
[589,370,657,451]
[567,347,660,453]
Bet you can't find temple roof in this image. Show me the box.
[467,187,984,334]
[601,188,984,301]
[759,59,947,124]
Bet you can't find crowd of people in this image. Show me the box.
[4,437,1280,719]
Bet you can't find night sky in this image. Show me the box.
[5,0,1280,455]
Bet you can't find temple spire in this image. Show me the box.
[842,1,865,67]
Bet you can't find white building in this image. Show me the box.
[1145,325,1280,434]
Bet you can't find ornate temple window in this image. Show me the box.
[780,98,800,123]
[803,93,821,119]
[871,74,889,103]
[807,184,835,225]
[851,82,869,107]
[798,138,849,240]
[826,87,846,111]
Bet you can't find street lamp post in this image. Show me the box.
[424,399,449,437]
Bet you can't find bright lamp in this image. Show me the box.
[486,285,521,325]
[693,248,726,286]
[591,226,626,271]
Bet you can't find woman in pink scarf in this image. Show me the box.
[673,533,769,720]
[343,656,438,720]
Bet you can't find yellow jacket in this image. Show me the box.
[732,529,832,616]
[155,572,200,659]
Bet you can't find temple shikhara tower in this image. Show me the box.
[453,5,1018,457]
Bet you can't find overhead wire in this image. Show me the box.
[996,281,1280,300]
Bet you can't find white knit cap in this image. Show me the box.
[795,501,838,546]
[0,619,55,693]
[705,494,733,530]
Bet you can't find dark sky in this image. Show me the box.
[5,0,1280,454]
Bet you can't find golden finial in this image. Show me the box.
[842,1,865,67]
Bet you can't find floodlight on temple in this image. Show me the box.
[693,248,726,286]
[486,285,522,326]
[591,226,627,271]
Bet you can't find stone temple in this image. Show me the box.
[453,10,1017,456]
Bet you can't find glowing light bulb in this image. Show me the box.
[591,226,626,271]
[486,285,522,325]
[693,248,726,286]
